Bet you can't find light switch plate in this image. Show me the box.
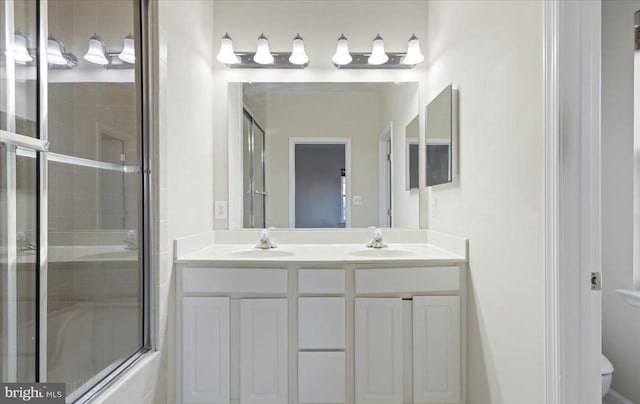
[353,195,363,205]
[215,201,228,219]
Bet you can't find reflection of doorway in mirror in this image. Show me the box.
[289,138,351,228]
[379,125,392,227]
[98,129,126,229]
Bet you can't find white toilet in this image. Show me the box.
[602,354,614,398]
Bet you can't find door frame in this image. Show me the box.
[378,123,392,227]
[288,137,351,228]
[545,0,602,402]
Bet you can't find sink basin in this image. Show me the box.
[348,248,417,258]
[224,249,295,258]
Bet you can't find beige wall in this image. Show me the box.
[602,1,640,402]
[213,0,429,229]
[425,1,545,403]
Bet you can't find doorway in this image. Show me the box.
[289,138,351,228]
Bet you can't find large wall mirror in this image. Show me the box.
[426,84,457,187]
[229,82,419,229]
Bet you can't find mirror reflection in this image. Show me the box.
[426,84,455,187]
[406,115,419,190]
[234,82,419,229]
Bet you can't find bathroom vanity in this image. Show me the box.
[175,229,468,404]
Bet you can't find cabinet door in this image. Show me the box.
[182,297,230,404]
[413,296,461,403]
[355,298,403,404]
[240,299,288,404]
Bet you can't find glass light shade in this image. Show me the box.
[12,33,33,63]
[84,34,108,65]
[254,33,274,65]
[403,34,424,65]
[118,34,136,64]
[368,34,388,65]
[47,36,67,65]
[216,33,239,64]
[288,34,309,65]
[331,34,352,65]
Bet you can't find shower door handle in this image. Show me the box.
[254,190,268,196]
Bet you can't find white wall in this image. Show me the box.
[92,1,216,403]
[212,0,429,229]
[602,1,640,402]
[424,1,545,403]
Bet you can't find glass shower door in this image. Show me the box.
[0,0,42,383]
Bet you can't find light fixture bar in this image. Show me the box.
[226,52,308,69]
[334,52,414,69]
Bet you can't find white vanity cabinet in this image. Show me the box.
[178,263,466,404]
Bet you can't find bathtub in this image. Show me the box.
[46,300,140,402]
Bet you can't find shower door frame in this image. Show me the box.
[1,0,153,398]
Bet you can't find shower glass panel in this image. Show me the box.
[0,0,39,384]
[46,1,146,401]
[242,110,266,228]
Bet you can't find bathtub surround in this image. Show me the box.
[602,0,640,403]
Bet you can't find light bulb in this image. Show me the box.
[84,34,108,65]
[289,34,309,65]
[12,32,33,63]
[368,34,388,65]
[47,35,67,65]
[403,34,424,65]
[253,33,274,65]
[216,33,239,64]
[118,33,135,64]
[331,34,352,65]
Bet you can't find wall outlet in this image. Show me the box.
[215,201,228,219]
[353,195,363,205]
[430,198,437,218]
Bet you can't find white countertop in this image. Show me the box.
[175,229,468,265]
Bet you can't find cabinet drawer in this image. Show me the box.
[298,352,346,404]
[298,269,345,294]
[298,297,345,349]
[355,267,459,294]
[182,267,287,294]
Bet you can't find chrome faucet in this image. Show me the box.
[366,227,388,249]
[256,227,277,249]
[16,232,37,251]
[124,230,138,250]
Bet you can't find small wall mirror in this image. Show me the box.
[229,82,419,229]
[426,84,456,187]
[406,115,419,190]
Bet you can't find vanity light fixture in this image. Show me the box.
[367,34,389,65]
[331,34,352,65]
[11,31,33,64]
[218,32,309,69]
[333,33,423,69]
[402,34,424,65]
[216,33,239,64]
[84,33,108,65]
[47,35,78,68]
[254,33,274,64]
[288,34,309,65]
[118,33,136,64]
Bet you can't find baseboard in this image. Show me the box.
[605,389,635,404]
